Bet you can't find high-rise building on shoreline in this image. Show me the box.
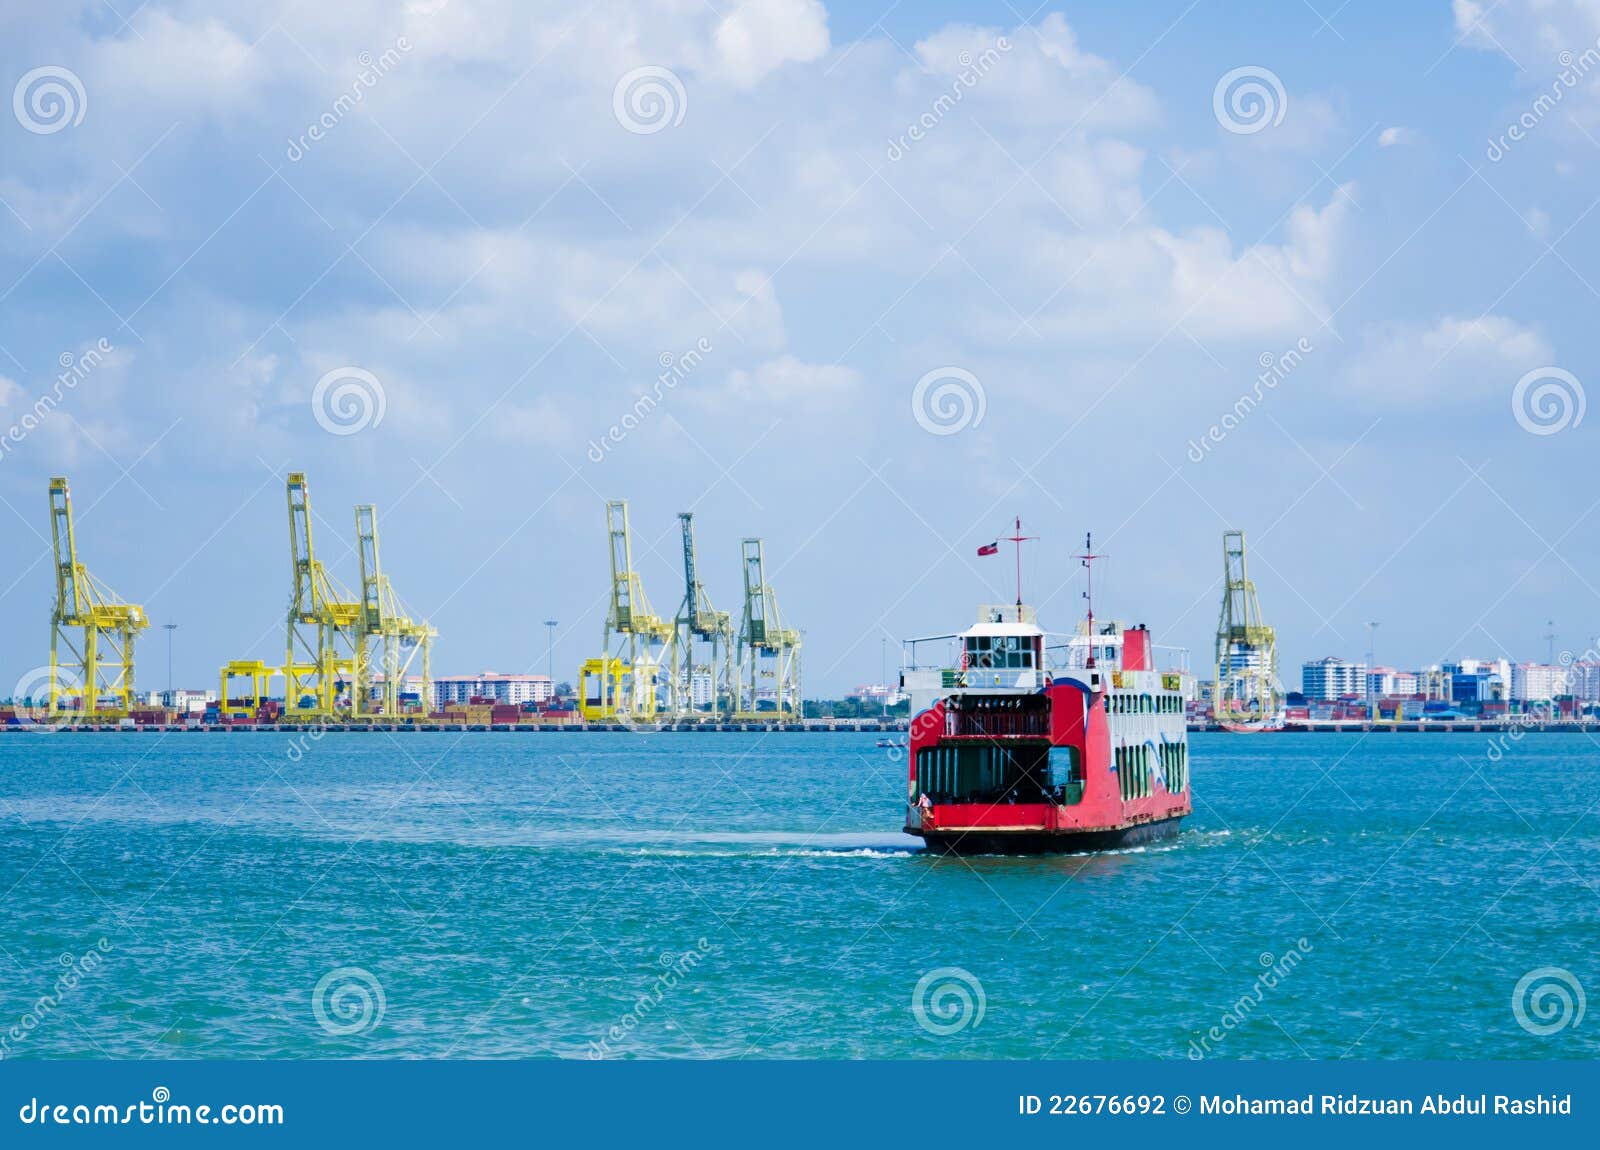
[1302,656,1365,700]
[430,673,554,709]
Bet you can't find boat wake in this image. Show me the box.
[623,830,924,858]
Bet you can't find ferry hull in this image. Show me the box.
[916,813,1185,855]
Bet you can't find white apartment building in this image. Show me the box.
[1302,657,1366,700]
[1565,662,1600,702]
[1510,662,1569,703]
[430,673,554,709]
[1365,668,1420,697]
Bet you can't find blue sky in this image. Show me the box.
[2,0,1598,694]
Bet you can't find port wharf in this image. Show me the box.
[1,719,913,735]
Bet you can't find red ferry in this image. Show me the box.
[900,550,1193,853]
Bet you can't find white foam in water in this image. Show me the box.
[623,830,925,857]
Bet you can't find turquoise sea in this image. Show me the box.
[0,731,1594,1060]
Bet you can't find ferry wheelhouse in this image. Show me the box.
[901,605,1193,854]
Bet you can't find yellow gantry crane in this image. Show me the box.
[354,503,436,719]
[670,511,734,719]
[47,477,149,720]
[734,537,802,720]
[284,472,361,719]
[1214,529,1282,728]
[580,500,673,722]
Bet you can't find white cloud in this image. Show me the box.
[908,13,1158,129]
[1342,315,1554,402]
[710,355,860,408]
[713,0,830,87]
[1017,184,1353,343]
[1378,126,1413,147]
[93,11,269,110]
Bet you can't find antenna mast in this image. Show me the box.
[1075,532,1105,668]
[1003,516,1036,617]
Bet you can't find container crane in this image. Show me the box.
[670,511,734,719]
[579,500,673,721]
[354,503,436,719]
[734,537,802,720]
[47,476,149,720]
[1214,529,1283,730]
[283,472,361,719]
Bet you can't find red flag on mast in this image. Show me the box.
[976,541,999,556]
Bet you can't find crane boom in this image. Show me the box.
[283,472,360,718]
[671,512,733,718]
[353,502,435,719]
[1214,529,1281,727]
[46,476,149,721]
[735,537,802,720]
